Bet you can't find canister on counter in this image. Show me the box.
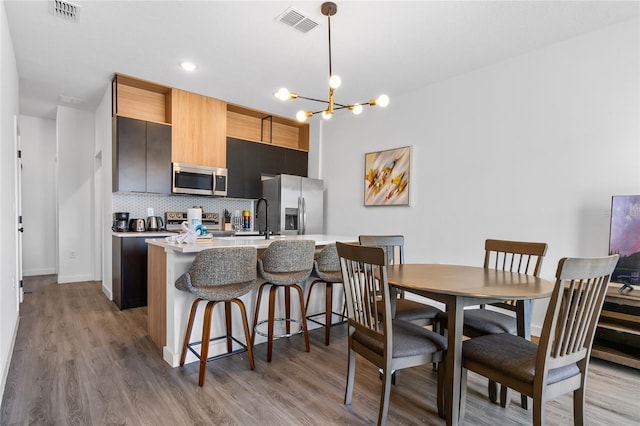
[243,210,251,230]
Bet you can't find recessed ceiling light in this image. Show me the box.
[179,61,197,72]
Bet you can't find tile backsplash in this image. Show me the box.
[112,193,254,225]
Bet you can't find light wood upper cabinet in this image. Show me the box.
[227,104,309,151]
[112,74,171,124]
[171,89,227,168]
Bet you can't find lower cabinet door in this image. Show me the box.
[112,236,150,310]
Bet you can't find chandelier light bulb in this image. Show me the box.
[272,3,388,121]
[296,110,311,122]
[275,88,291,101]
[329,74,342,89]
[376,94,390,107]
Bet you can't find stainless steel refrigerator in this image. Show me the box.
[261,174,324,235]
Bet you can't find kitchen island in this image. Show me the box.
[146,234,356,367]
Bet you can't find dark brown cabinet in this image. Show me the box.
[226,137,308,199]
[113,116,172,193]
[112,236,148,310]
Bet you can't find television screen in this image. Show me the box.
[609,195,640,286]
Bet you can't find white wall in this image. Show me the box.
[56,106,95,283]
[322,19,640,333]
[0,0,20,407]
[20,115,56,276]
[95,86,112,298]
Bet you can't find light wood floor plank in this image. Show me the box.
[2,276,639,425]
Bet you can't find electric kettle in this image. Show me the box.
[146,216,164,231]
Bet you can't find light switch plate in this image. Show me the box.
[147,208,154,216]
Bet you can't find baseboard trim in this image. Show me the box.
[57,274,94,284]
[0,315,20,409]
[101,283,112,301]
[23,267,56,276]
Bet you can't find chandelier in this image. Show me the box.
[274,2,389,122]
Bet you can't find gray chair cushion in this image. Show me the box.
[380,298,441,322]
[463,333,580,385]
[258,240,315,285]
[463,308,517,335]
[353,319,447,358]
[312,244,342,283]
[436,308,517,335]
[174,247,258,301]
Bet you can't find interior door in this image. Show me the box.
[14,115,23,303]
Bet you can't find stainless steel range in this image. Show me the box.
[164,211,221,232]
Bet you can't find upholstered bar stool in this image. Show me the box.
[175,247,258,387]
[305,244,347,345]
[251,239,316,362]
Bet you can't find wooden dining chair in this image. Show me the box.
[460,254,618,425]
[358,235,442,326]
[437,238,548,406]
[336,242,447,426]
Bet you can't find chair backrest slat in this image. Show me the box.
[539,255,618,374]
[359,235,405,266]
[338,242,390,339]
[484,239,548,309]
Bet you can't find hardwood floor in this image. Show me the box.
[2,275,639,425]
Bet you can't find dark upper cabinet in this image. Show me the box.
[145,121,172,193]
[283,148,308,176]
[226,137,308,199]
[113,116,172,194]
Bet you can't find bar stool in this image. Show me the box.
[305,244,347,345]
[175,247,257,387]
[251,240,316,362]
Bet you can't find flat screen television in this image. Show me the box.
[609,195,640,289]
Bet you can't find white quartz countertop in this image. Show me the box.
[146,234,357,252]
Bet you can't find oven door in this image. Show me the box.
[172,163,215,196]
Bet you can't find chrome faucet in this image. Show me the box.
[256,197,270,240]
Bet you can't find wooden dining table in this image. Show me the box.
[385,264,556,426]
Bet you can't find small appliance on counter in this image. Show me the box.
[165,211,221,232]
[112,212,129,232]
[146,216,164,231]
[128,218,146,232]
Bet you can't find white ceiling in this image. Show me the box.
[5,1,639,120]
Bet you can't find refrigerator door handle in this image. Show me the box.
[298,197,303,235]
[301,197,307,234]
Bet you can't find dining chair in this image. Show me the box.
[358,235,442,326]
[336,242,447,426]
[175,247,258,386]
[459,254,618,425]
[437,238,548,406]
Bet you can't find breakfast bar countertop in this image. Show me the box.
[146,234,357,253]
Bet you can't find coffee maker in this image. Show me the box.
[112,212,129,232]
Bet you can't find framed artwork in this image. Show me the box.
[364,146,411,206]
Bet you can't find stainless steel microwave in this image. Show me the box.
[172,163,227,197]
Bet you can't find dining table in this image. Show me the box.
[385,263,556,426]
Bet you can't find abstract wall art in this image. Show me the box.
[364,146,411,206]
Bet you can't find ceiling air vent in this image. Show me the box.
[275,7,318,34]
[49,0,80,22]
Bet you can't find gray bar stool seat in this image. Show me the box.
[305,244,347,345]
[251,239,316,362]
[175,247,258,387]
